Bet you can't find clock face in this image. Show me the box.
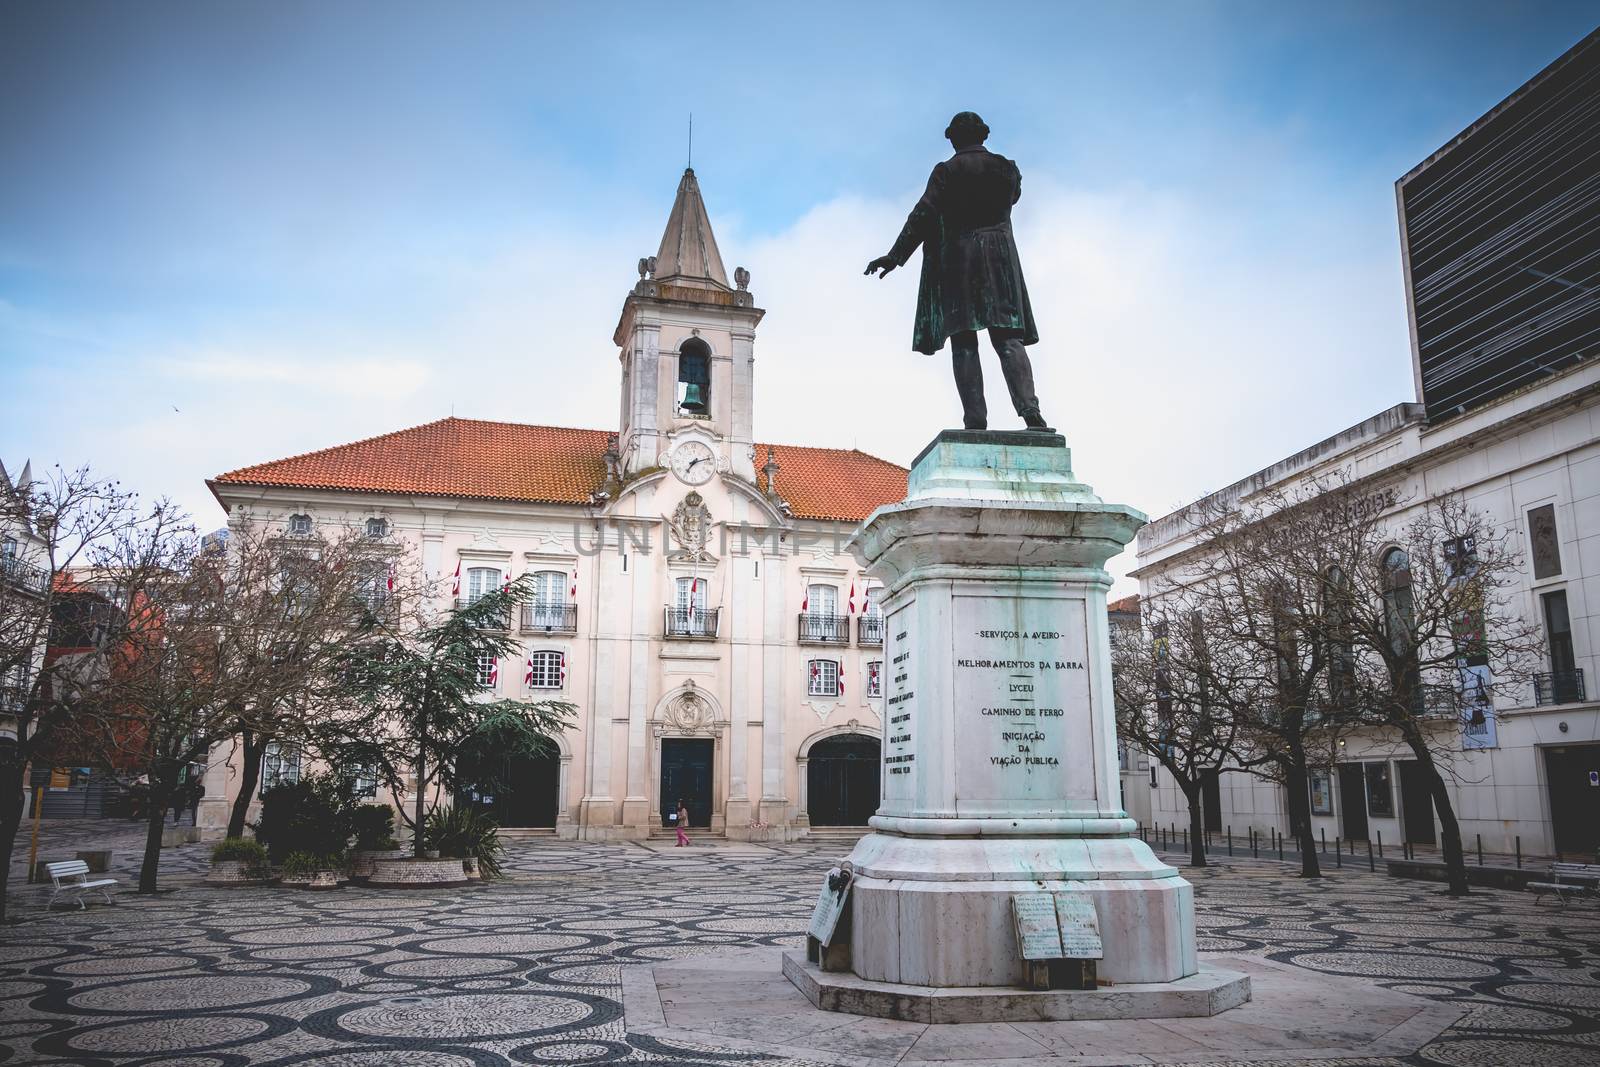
[671,441,715,485]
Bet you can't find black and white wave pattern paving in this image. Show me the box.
[3,824,1599,1066]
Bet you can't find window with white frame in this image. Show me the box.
[1,537,15,558]
[348,763,378,798]
[807,584,837,616]
[475,655,498,689]
[808,658,840,697]
[365,517,388,538]
[466,566,501,604]
[526,650,564,689]
[675,576,709,613]
[261,743,302,794]
[866,660,883,698]
[287,513,312,537]
[529,570,569,627]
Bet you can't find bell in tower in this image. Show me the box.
[677,338,712,417]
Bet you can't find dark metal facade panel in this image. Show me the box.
[1398,29,1600,421]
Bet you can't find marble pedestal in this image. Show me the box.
[806,431,1232,1006]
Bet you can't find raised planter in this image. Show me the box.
[349,849,409,881]
[279,869,344,891]
[367,857,471,889]
[205,860,273,887]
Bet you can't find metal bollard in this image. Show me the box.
[1477,834,1483,867]
[1321,828,1326,855]
[1516,836,1522,869]
[1227,827,1233,857]
[1377,829,1383,858]
[1278,832,1284,862]
[1336,837,1342,868]
[1183,827,1188,853]
[1367,840,1375,872]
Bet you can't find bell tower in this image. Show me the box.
[614,168,764,481]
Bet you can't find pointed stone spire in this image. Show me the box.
[653,168,730,291]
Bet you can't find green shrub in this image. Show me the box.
[422,806,505,879]
[253,774,354,864]
[279,851,322,878]
[352,804,399,851]
[210,837,268,867]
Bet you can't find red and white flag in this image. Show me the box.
[810,661,820,686]
[569,567,578,600]
[524,656,535,686]
[801,583,809,614]
[838,666,845,697]
[488,656,499,687]
[687,577,699,623]
[451,561,461,597]
[848,579,857,615]
[386,561,396,593]
[559,652,568,687]
[502,567,512,593]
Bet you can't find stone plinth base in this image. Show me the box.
[783,950,1249,1024]
[621,948,1463,1066]
[846,833,1196,986]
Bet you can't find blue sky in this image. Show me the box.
[2,2,1597,585]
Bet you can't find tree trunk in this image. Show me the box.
[0,764,25,923]
[413,746,426,859]
[227,729,264,839]
[1401,727,1469,895]
[1282,748,1322,878]
[1183,782,1207,867]
[138,776,177,893]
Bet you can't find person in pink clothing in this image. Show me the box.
[675,799,691,847]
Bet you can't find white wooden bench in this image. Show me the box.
[1529,862,1600,906]
[46,860,118,910]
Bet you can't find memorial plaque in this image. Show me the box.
[1054,894,1103,959]
[953,594,1095,815]
[1011,892,1063,960]
[882,602,917,806]
[807,867,850,946]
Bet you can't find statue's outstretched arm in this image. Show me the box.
[866,163,946,278]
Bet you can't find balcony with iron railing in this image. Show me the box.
[521,603,578,634]
[1,554,50,596]
[664,606,720,639]
[454,598,512,630]
[857,614,884,646]
[0,686,26,716]
[798,613,850,644]
[1535,669,1587,707]
[349,590,398,620]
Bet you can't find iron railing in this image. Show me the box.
[664,606,719,639]
[858,614,884,646]
[798,613,850,644]
[454,598,512,630]
[1,554,49,595]
[521,603,578,634]
[0,686,26,715]
[1535,669,1587,706]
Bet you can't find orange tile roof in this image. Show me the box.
[213,417,907,523]
[1107,594,1141,615]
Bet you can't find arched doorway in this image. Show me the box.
[461,749,560,828]
[807,733,880,826]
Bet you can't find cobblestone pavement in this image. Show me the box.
[2,822,1598,1066]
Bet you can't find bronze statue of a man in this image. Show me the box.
[866,112,1049,432]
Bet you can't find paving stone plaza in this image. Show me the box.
[1,823,1597,1066]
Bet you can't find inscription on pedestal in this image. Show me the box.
[1055,894,1104,959]
[883,606,916,803]
[954,595,1094,814]
[1011,892,1063,960]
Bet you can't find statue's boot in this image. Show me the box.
[994,332,1050,430]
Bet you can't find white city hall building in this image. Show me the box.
[204,168,907,840]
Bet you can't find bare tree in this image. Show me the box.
[63,520,400,893]
[1112,611,1249,867]
[1321,493,1543,895]
[0,465,175,921]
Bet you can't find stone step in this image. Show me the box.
[496,827,558,840]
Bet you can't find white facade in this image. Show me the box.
[203,170,902,841]
[1135,365,1600,857]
